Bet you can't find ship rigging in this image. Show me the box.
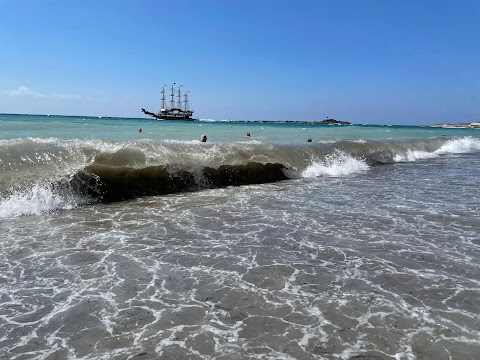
[141,83,195,120]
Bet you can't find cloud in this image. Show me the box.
[2,86,42,97]
[1,86,81,100]
[50,93,82,100]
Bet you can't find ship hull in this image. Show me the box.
[150,114,195,121]
[141,108,195,121]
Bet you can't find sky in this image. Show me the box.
[0,0,479,124]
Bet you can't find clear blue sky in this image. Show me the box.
[1,0,479,124]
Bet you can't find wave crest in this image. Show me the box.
[302,151,369,177]
[435,137,480,155]
[1,136,480,218]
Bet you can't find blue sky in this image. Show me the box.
[1,0,478,124]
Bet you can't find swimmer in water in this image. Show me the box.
[200,134,207,142]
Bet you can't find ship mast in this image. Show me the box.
[176,85,183,109]
[170,83,176,109]
[160,86,166,111]
[183,91,190,111]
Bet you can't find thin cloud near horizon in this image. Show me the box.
[1,86,112,102]
[2,85,82,100]
[2,86,42,97]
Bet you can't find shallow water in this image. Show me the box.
[1,153,479,359]
[1,115,480,359]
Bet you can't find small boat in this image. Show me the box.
[141,83,195,121]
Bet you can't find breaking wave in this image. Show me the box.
[302,151,369,177]
[1,137,479,218]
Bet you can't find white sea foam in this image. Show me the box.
[302,151,369,177]
[394,150,438,162]
[393,137,480,162]
[198,118,219,122]
[434,137,480,155]
[0,184,87,218]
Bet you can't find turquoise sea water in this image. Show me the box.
[1,113,478,143]
[1,113,480,359]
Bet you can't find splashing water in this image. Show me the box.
[302,150,369,177]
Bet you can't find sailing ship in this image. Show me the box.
[141,83,195,120]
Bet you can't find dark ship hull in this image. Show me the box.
[141,108,195,121]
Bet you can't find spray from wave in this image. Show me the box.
[393,137,480,162]
[302,150,369,177]
[434,137,480,155]
[0,181,91,218]
[393,150,438,162]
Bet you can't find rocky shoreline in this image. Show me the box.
[225,118,352,125]
[433,122,480,128]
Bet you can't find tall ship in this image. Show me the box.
[141,83,195,121]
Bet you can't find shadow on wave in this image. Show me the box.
[73,162,288,203]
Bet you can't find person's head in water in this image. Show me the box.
[246,132,251,138]
[138,128,142,133]
[307,138,312,142]
[200,134,207,142]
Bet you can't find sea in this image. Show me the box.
[1,113,479,360]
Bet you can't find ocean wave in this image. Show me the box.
[394,150,438,162]
[434,137,480,155]
[0,181,91,218]
[302,151,369,177]
[77,162,288,202]
[1,137,479,218]
[392,137,480,162]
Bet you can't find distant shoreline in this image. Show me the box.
[1,113,479,128]
[432,122,480,128]
[218,119,353,125]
